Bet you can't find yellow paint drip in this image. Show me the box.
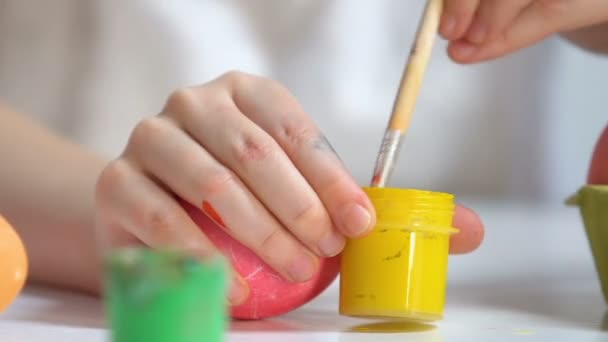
[339,188,457,321]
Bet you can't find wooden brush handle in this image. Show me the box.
[389,0,443,132]
[370,0,443,187]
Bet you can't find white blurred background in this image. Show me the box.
[0,0,606,204]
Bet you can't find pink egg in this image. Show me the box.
[181,201,341,320]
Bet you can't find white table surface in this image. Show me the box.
[2,200,607,341]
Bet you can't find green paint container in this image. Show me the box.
[105,248,228,342]
[568,185,608,304]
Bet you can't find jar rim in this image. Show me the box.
[363,187,457,235]
[363,187,454,200]
[372,223,459,234]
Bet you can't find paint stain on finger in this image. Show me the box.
[202,201,228,229]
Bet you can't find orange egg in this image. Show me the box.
[0,215,28,312]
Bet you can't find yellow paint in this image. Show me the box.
[513,329,535,335]
[339,188,457,321]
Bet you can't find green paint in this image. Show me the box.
[106,248,228,342]
[568,185,608,304]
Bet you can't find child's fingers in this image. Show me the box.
[466,0,532,44]
[450,204,484,254]
[448,2,557,63]
[588,125,608,184]
[449,0,608,63]
[441,0,480,40]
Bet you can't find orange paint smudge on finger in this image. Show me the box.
[202,201,227,229]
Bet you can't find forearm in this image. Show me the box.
[0,103,106,294]
[562,22,608,55]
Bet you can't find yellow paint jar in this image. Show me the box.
[339,187,457,321]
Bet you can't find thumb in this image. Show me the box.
[588,124,608,184]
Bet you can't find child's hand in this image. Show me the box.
[440,0,608,63]
[94,72,484,302]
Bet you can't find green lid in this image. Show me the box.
[105,248,228,342]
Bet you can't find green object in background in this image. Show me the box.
[106,248,228,342]
[567,185,608,304]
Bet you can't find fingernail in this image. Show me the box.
[468,21,487,44]
[318,231,345,257]
[342,204,372,237]
[287,252,317,282]
[441,15,456,38]
[228,275,249,305]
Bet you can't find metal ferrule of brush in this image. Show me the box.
[370,129,403,187]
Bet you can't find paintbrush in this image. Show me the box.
[370,0,443,187]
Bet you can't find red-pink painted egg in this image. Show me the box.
[181,201,340,320]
